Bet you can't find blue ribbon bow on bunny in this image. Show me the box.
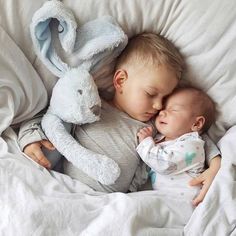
[30,0,128,185]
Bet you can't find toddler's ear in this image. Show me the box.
[113,69,128,91]
[191,116,205,132]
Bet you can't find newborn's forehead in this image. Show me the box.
[166,91,195,106]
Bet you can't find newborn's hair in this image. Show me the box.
[174,86,216,132]
[115,32,185,80]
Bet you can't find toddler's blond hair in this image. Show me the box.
[115,32,185,80]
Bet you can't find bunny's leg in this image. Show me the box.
[42,112,120,185]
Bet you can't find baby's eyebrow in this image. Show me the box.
[166,104,184,109]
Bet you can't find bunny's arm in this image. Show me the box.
[42,111,120,185]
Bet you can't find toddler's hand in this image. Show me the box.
[189,156,220,206]
[137,126,153,143]
[23,140,55,169]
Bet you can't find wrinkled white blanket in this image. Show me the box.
[0,25,48,134]
[1,126,236,235]
[0,128,188,236]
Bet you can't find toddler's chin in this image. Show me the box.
[129,113,152,122]
[138,116,151,122]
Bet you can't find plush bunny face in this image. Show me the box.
[50,68,101,124]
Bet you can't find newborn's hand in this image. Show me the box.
[137,126,153,142]
[23,140,55,169]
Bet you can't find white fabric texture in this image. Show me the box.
[0,25,48,134]
[0,0,236,235]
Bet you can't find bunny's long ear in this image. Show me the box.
[30,0,77,77]
[67,16,128,74]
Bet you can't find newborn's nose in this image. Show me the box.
[158,110,166,117]
[90,105,100,116]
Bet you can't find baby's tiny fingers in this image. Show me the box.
[137,131,143,137]
[147,126,153,131]
[138,129,146,135]
[143,127,151,131]
[139,128,149,135]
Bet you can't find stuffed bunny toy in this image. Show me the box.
[30,0,128,185]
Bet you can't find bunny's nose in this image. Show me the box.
[90,105,100,116]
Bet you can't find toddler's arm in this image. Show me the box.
[18,110,54,168]
[189,134,221,206]
[189,155,221,206]
[202,133,221,164]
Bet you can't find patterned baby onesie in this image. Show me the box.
[136,132,205,200]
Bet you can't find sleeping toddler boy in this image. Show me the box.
[18,33,221,205]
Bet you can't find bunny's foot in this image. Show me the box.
[70,153,121,185]
[95,154,121,185]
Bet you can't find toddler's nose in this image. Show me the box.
[90,105,101,116]
[152,100,162,111]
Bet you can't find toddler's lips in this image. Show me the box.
[145,112,156,118]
